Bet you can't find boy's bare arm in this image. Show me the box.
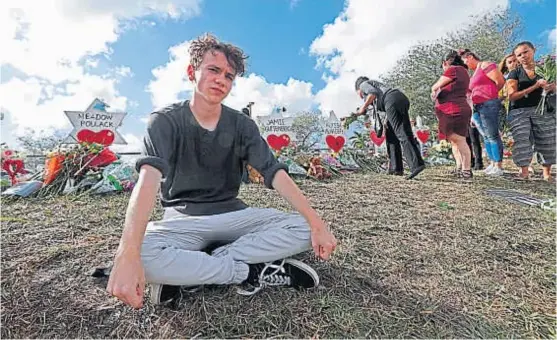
[106,165,161,309]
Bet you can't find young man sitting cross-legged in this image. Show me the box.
[106,34,337,308]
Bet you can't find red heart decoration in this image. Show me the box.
[266,134,290,151]
[266,134,281,150]
[370,131,385,146]
[2,150,13,158]
[438,130,446,141]
[2,159,26,184]
[279,134,290,148]
[77,129,115,146]
[325,135,345,153]
[416,130,430,144]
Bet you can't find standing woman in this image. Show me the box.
[431,51,473,178]
[459,49,506,176]
[506,41,556,181]
[498,53,535,175]
[498,53,519,113]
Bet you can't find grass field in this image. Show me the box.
[1,166,555,338]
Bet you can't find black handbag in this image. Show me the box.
[545,93,556,113]
[370,102,384,138]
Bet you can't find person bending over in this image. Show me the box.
[355,77,425,179]
[107,33,337,308]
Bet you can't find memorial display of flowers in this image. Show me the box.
[535,54,556,115]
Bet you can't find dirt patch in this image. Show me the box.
[2,166,555,338]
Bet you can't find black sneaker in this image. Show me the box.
[238,258,319,296]
[405,164,425,180]
[149,283,201,305]
[387,170,403,176]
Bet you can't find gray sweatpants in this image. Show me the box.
[140,207,312,286]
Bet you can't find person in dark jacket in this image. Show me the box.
[355,77,425,179]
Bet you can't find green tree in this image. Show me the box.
[16,128,66,155]
[291,111,325,151]
[380,7,522,124]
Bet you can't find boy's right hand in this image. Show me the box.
[106,250,145,309]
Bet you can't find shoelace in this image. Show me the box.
[237,259,291,296]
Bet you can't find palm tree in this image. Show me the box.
[350,131,369,149]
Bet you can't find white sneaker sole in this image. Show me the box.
[149,284,201,305]
[487,169,504,176]
[284,258,320,288]
[149,283,163,305]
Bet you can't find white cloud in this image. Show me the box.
[1,0,202,82]
[114,66,133,78]
[548,28,556,48]
[309,0,509,117]
[0,74,128,134]
[224,74,315,116]
[147,41,316,116]
[110,133,143,153]
[0,0,203,143]
[147,41,194,109]
[0,111,18,147]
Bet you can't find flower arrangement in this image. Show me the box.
[39,142,118,197]
[341,113,360,129]
[535,54,556,115]
[502,133,514,158]
[426,140,454,164]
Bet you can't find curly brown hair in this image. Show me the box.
[188,33,248,76]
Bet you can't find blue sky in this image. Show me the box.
[1,0,555,151]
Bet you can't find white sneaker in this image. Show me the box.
[484,164,494,174]
[488,167,504,176]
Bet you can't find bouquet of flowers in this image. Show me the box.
[426,140,454,165]
[39,142,118,197]
[535,54,556,115]
[341,113,360,129]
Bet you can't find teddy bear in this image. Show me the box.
[307,156,332,180]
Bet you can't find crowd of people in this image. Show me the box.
[431,42,555,181]
[354,41,556,181]
[104,33,555,310]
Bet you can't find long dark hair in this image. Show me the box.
[513,41,535,53]
[458,48,480,60]
[443,50,468,69]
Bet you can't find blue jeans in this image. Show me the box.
[473,99,503,162]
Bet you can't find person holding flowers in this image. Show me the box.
[506,41,556,181]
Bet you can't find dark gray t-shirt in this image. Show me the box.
[135,100,288,216]
[359,79,394,111]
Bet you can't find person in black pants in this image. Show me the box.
[467,125,484,170]
[355,77,426,179]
